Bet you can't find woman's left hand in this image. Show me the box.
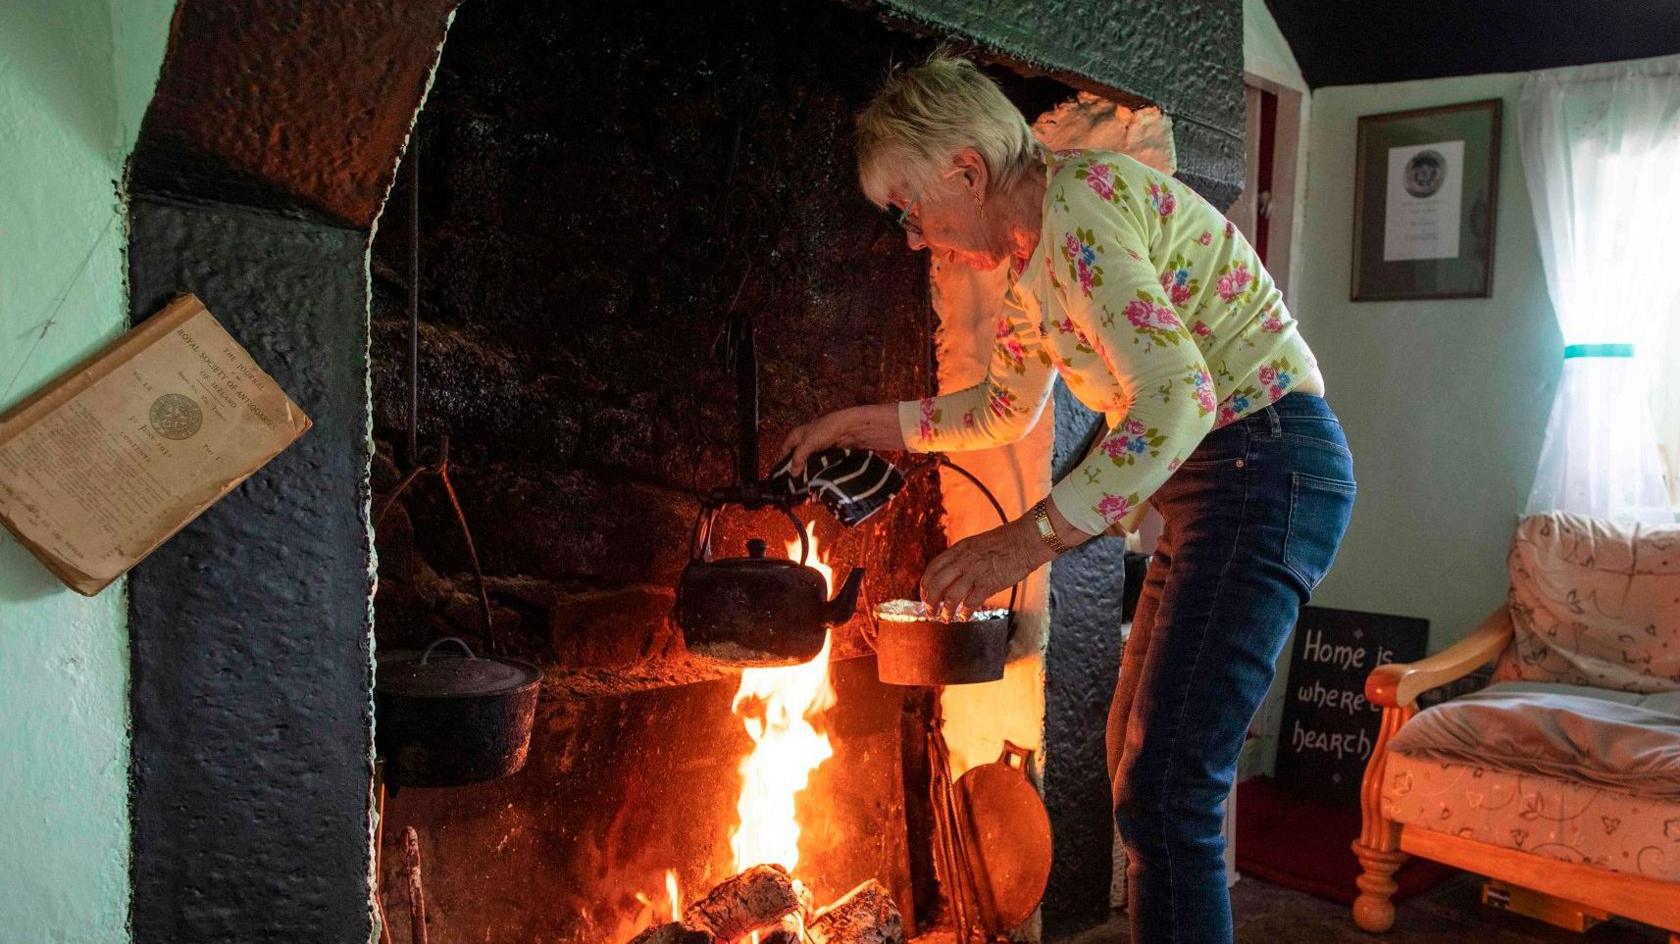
[921,518,1054,611]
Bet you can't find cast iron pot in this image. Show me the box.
[674,505,865,667]
[871,599,1014,686]
[376,637,541,787]
[868,458,1018,686]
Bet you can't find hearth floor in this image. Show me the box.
[1045,871,1668,943]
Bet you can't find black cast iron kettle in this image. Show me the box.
[674,503,865,667]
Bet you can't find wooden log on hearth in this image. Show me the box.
[682,864,802,941]
[627,921,714,944]
[795,879,816,923]
[402,827,428,944]
[806,880,903,944]
[759,912,804,944]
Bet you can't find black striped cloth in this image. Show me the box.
[767,447,906,527]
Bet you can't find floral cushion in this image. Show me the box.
[1493,512,1680,693]
[1382,751,1680,882]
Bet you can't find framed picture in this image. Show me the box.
[1351,98,1502,301]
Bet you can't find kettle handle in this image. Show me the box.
[688,501,811,565]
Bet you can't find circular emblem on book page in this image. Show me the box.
[150,393,203,440]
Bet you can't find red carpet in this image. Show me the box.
[1235,776,1455,904]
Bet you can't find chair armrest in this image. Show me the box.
[1365,606,1513,709]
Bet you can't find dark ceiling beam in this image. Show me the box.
[1265,0,1680,90]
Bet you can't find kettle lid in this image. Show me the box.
[708,537,803,567]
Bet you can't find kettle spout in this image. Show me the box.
[823,567,866,626]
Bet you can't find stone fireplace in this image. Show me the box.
[119,1,1241,941]
[364,3,969,938]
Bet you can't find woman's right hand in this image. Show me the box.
[779,403,906,476]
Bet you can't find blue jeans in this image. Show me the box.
[1105,393,1356,943]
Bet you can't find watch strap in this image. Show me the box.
[1031,498,1070,555]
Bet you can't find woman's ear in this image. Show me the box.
[952,147,989,199]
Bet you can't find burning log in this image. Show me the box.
[807,881,903,944]
[759,912,804,944]
[795,881,816,925]
[682,864,802,941]
[627,922,714,944]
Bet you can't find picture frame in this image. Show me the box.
[1351,98,1502,301]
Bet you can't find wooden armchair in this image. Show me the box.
[1352,604,1680,940]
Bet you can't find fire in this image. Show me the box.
[625,869,681,940]
[729,521,837,875]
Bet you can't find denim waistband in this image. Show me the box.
[1250,391,1335,421]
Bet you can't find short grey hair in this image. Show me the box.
[855,53,1046,207]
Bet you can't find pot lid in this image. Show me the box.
[377,637,540,698]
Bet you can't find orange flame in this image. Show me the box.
[666,869,681,923]
[729,521,837,875]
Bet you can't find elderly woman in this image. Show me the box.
[783,55,1356,942]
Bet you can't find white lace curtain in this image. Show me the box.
[1520,54,1680,522]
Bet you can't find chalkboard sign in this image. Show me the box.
[1274,606,1428,807]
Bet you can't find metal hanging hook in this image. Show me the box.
[374,127,499,654]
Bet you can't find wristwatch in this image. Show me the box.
[1030,498,1070,556]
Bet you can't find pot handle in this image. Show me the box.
[926,457,1022,635]
[420,636,477,664]
[998,740,1035,770]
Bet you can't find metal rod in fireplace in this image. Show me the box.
[407,127,420,464]
[733,311,758,487]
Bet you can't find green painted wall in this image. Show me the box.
[0,1,173,940]
[1297,73,1558,645]
[1243,0,1306,92]
[1241,0,1312,306]
[1249,71,1561,773]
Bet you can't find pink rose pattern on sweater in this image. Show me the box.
[898,150,1318,534]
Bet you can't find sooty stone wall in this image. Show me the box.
[368,0,949,690]
[126,196,376,944]
[131,0,458,227]
[368,1,953,934]
[1043,388,1131,937]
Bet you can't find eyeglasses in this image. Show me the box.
[883,168,962,236]
[882,195,923,236]
[883,172,952,236]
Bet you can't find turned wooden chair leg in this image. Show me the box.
[1352,704,1416,934]
[1352,840,1406,933]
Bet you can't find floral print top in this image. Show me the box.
[896,150,1319,534]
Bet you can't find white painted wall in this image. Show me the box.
[0,2,174,940]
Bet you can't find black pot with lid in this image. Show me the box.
[376,637,541,788]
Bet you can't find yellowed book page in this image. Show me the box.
[0,294,310,594]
